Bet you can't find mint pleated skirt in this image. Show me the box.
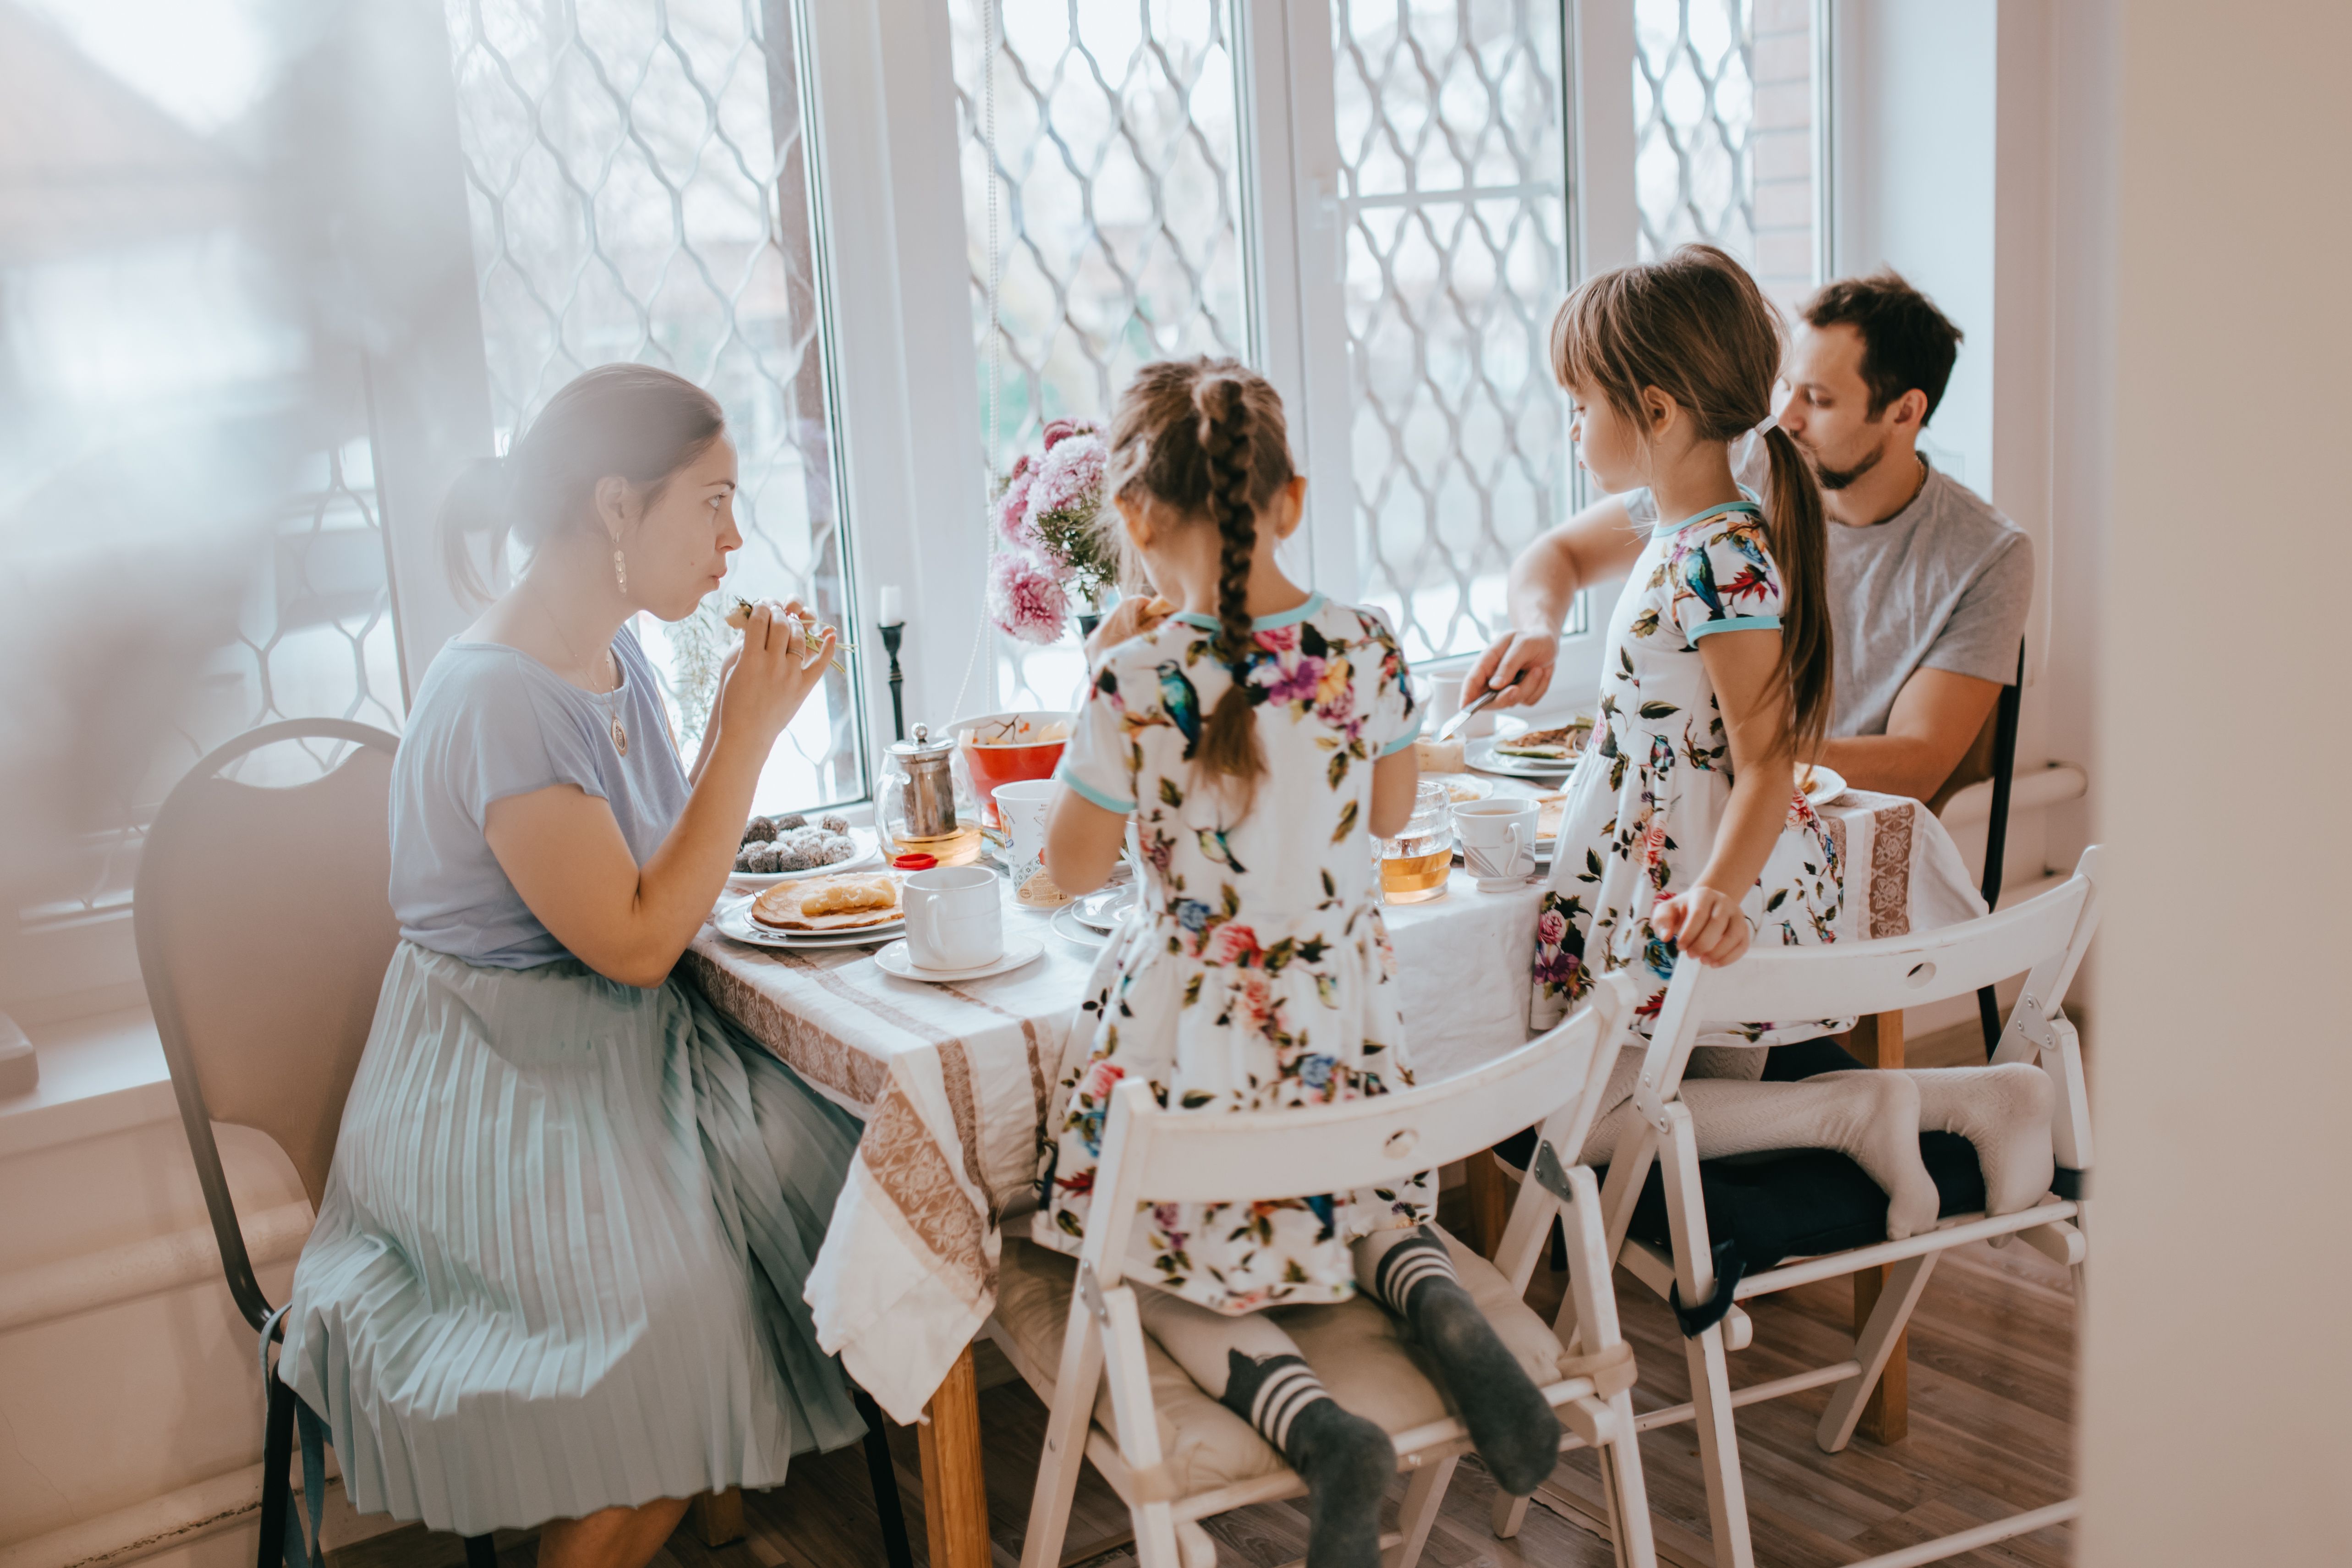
[280,943,865,1536]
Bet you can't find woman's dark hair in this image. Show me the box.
[1104,357,1297,817]
[439,363,726,604]
[1550,244,1834,760]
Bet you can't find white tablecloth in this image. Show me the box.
[685,784,1982,1420]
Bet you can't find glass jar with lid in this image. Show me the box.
[877,724,984,866]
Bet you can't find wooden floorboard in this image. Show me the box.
[332,1223,2077,1568]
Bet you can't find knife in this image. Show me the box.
[1436,686,1502,744]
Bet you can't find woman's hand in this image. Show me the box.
[1653,885,1751,967]
[1085,594,1174,669]
[716,599,834,746]
[1464,629,1559,708]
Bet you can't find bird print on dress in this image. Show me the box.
[1157,662,1203,759]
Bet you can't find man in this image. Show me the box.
[1468,271,2032,803]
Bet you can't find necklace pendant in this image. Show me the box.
[612,716,629,757]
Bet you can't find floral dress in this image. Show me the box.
[1531,499,1843,1046]
[1036,593,1435,1313]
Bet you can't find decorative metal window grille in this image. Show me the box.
[1633,0,1755,263]
[444,0,862,806]
[951,0,1250,712]
[1332,0,1579,666]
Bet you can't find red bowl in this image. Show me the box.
[953,710,1075,826]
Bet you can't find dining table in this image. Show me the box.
[683,779,1987,1568]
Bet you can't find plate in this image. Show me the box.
[1466,736,1576,779]
[874,938,1045,984]
[1051,904,1110,949]
[1425,773,1495,805]
[1798,763,1848,807]
[728,826,883,888]
[715,895,903,949]
[1072,888,1138,932]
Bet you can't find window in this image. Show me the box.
[1331,0,1579,666]
[444,0,863,807]
[1,2,401,935]
[951,0,1250,712]
[1634,0,1819,312]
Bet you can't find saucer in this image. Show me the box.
[873,937,1045,983]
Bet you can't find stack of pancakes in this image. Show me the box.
[750,873,903,932]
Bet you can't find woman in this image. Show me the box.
[280,365,861,1568]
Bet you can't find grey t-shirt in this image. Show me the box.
[1622,434,2032,736]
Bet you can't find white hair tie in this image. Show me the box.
[1754,414,1780,438]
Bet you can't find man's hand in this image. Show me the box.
[1464,629,1559,709]
[1653,885,1751,968]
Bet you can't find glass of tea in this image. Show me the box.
[1380,781,1455,904]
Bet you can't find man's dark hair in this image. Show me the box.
[1801,270,1963,424]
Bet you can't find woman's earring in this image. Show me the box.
[612,546,627,593]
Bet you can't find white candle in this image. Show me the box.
[878,585,905,625]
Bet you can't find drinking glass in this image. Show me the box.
[1379,781,1455,903]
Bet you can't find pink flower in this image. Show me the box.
[1042,417,1099,451]
[1256,654,1325,706]
[995,454,1037,548]
[1081,1058,1125,1101]
[989,550,1071,644]
[1239,975,1275,1033]
[1537,908,1567,945]
[1253,625,1299,654]
[1025,433,1107,548]
[1206,923,1261,966]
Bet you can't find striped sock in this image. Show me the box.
[1217,1353,1392,1568]
[1361,1226,1562,1497]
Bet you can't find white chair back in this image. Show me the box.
[1083,970,1639,1286]
[1641,846,2103,1106]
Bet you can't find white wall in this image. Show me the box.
[2079,0,2352,1559]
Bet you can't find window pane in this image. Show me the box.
[2,2,400,925]
[444,0,862,809]
[1634,0,1816,312]
[951,0,1249,712]
[1332,0,1574,665]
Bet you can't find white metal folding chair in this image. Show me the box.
[991,971,1659,1568]
[1579,846,2103,1568]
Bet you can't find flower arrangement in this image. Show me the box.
[988,417,1120,644]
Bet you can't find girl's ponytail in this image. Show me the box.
[1193,375,1269,815]
[1760,424,1833,758]
[439,455,515,608]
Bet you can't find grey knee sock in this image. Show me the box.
[1218,1352,1393,1568]
[1361,1226,1560,1496]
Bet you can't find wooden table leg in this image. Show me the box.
[1464,1147,1511,1260]
[1848,1009,1908,1443]
[689,1487,744,1548]
[918,1344,991,1568]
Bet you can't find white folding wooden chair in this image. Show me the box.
[989,970,1659,1568]
[1580,846,2104,1568]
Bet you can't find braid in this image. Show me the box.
[1192,375,1268,814]
[1104,357,1295,819]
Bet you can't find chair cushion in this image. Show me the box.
[992,1228,1566,1497]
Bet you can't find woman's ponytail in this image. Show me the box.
[439,455,515,609]
[1760,423,1833,758]
[1193,375,1269,816]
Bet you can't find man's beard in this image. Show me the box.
[1809,436,1886,492]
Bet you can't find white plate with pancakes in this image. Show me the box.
[715,872,906,949]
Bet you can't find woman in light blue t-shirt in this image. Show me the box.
[280,365,855,1568]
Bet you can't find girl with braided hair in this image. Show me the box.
[1035,359,1564,1565]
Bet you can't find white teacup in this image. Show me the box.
[1453,797,1538,890]
[992,779,1071,907]
[903,866,1004,970]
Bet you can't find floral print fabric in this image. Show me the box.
[1037,593,1435,1312]
[1531,501,1844,1045]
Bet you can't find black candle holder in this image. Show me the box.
[879,621,907,742]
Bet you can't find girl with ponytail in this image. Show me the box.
[1035,359,1568,1564]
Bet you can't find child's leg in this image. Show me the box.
[1906,1064,2056,1215]
[1134,1285,1393,1568]
[1353,1226,1562,1496]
